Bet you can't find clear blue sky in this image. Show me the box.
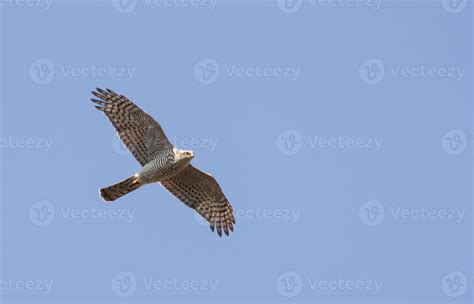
[1,0,472,303]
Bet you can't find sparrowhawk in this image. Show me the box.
[91,88,235,236]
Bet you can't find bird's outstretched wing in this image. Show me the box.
[91,88,173,166]
[160,165,235,237]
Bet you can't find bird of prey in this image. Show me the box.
[91,88,235,236]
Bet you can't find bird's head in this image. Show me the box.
[175,148,194,164]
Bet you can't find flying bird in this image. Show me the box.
[91,88,235,236]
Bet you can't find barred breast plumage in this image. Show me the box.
[137,148,190,184]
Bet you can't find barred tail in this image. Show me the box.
[99,175,141,202]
